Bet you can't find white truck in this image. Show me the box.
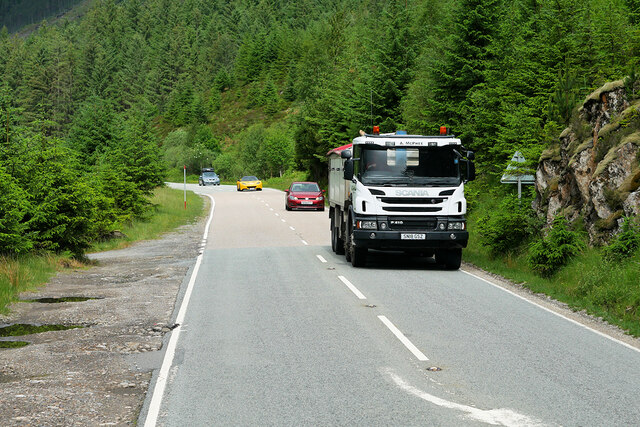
[327,128,475,269]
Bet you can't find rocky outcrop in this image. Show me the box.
[535,80,640,244]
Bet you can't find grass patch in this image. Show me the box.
[1,186,205,313]
[0,323,84,337]
[89,186,204,253]
[0,255,59,315]
[262,171,310,192]
[0,341,29,348]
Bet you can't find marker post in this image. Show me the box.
[183,165,187,210]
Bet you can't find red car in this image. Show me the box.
[285,182,325,211]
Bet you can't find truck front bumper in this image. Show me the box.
[353,229,468,250]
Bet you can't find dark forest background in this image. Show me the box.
[2,0,640,257]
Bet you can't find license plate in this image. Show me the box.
[401,233,426,240]
[301,201,313,205]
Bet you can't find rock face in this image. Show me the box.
[535,80,640,244]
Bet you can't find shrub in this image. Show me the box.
[603,216,640,262]
[528,216,584,277]
[476,194,538,255]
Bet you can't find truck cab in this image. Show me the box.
[327,129,475,269]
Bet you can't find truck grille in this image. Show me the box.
[387,218,437,231]
[383,206,441,213]
[379,197,445,204]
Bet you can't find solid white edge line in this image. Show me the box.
[338,275,367,300]
[378,315,429,361]
[316,255,327,263]
[143,194,216,427]
[462,270,640,355]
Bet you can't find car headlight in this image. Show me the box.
[316,196,323,200]
[289,196,298,200]
[357,220,377,230]
[447,221,466,231]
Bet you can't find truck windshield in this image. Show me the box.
[359,146,460,186]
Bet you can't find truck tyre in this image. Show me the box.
[436,248,462,270]
[331,213,344,255]
[347,221,366,267]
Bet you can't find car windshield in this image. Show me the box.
[291,183,319,192]
[241,176,258,181]
[359,146,461,187]
[202,172,217,178]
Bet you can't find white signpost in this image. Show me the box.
[500,151,535,198]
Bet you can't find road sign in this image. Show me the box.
[501,151,535,198]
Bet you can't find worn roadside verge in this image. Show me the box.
[0,210,206,426]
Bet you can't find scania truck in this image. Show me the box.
[327,127,475,268]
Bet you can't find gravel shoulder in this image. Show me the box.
[0,213,206,426]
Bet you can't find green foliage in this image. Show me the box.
[528,216,585,277]
[4,0,640,260]
[0,165,32,254]
[476,193,539,256]
[603,216,640,262]
[24,146,102,257]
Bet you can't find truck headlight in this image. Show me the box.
[357,220,377,230]
[448,221,466,231]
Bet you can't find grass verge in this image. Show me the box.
[89,186,204,253]
[0,186,205,313]
[465,182,640,337]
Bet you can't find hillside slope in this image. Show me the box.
[0,0,89,33]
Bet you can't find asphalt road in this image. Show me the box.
[142,184,640,426]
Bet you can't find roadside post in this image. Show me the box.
[184,165,187,209]
[500,151,535,199]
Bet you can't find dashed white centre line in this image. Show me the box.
[316,255,327,263]
[378,315,429,361]
[275,213,279,216]
[281,219,286,222]
[338,276,367,300]
[301,240,308,246]
[289,226,295,231]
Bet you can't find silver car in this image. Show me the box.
[199,170,220,186]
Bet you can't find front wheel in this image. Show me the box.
[347,222,366,267]
[350,235,367,267]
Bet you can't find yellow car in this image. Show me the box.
[236,175,263,191]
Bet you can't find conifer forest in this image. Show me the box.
[1,0,640,258]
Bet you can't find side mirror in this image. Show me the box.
[467,151,475,160]
[321,189,326,193]
[466,160,476,181]
[285,189,289,194]
[343,159,354,180]
[341,150,352,159]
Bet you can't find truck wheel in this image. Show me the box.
[331,213,344,255]
[436,248,462,270]
[347,222,366,267]
[350,233,367,267]
[344,228,352,262]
